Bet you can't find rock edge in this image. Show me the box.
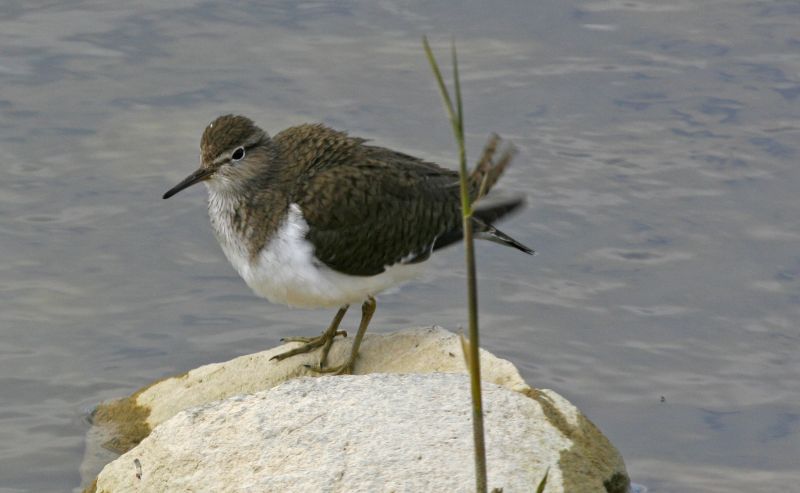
[84,326,629,493]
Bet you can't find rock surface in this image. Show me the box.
[86,327,630,492]
[97,374,553,492]
[90,326,529,454]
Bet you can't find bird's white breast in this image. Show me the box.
[208,198,424,308]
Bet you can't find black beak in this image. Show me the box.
[163,167,214,199]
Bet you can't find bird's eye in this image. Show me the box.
[231,147,245,161]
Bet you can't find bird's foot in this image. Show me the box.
[306,358,354,375]
[279,330,347,344]
[305,297,373,375]
[271,330,347,364]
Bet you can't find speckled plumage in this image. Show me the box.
[163,114,532,370]
[190,115,530,277]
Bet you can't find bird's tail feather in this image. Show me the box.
[431,196,532,254]
[433,135,533,255]
[473,216,535,255]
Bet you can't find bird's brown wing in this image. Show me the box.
[297,147,463,276]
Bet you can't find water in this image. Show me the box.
[1,1,798,492]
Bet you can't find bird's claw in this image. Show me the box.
[271,330,348,363]
[307,361,354,375]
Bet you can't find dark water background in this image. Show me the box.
[0,1,798,492]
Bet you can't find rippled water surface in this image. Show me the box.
[1,1,798,492]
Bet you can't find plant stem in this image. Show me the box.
[463,215,487,492]
[423,35,487,493]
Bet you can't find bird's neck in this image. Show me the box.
[207,183,290,262]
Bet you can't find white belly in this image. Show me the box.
[216,203,424,308]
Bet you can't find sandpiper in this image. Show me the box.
[163,114,532,374]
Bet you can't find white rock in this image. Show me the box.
[136,326,528,430]
[98,374,566,492]
[86,327,629,493]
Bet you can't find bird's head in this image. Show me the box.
[163,114,272,199]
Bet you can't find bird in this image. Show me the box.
[163,114,533,374]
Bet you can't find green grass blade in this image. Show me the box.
[422,36,457,130]
[423,35,486,493]
[536,467,550,493]
[451,38,464,143]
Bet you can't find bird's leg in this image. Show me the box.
[271,305,349,364]
[316,296,376,375]
[317,308,347,368]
